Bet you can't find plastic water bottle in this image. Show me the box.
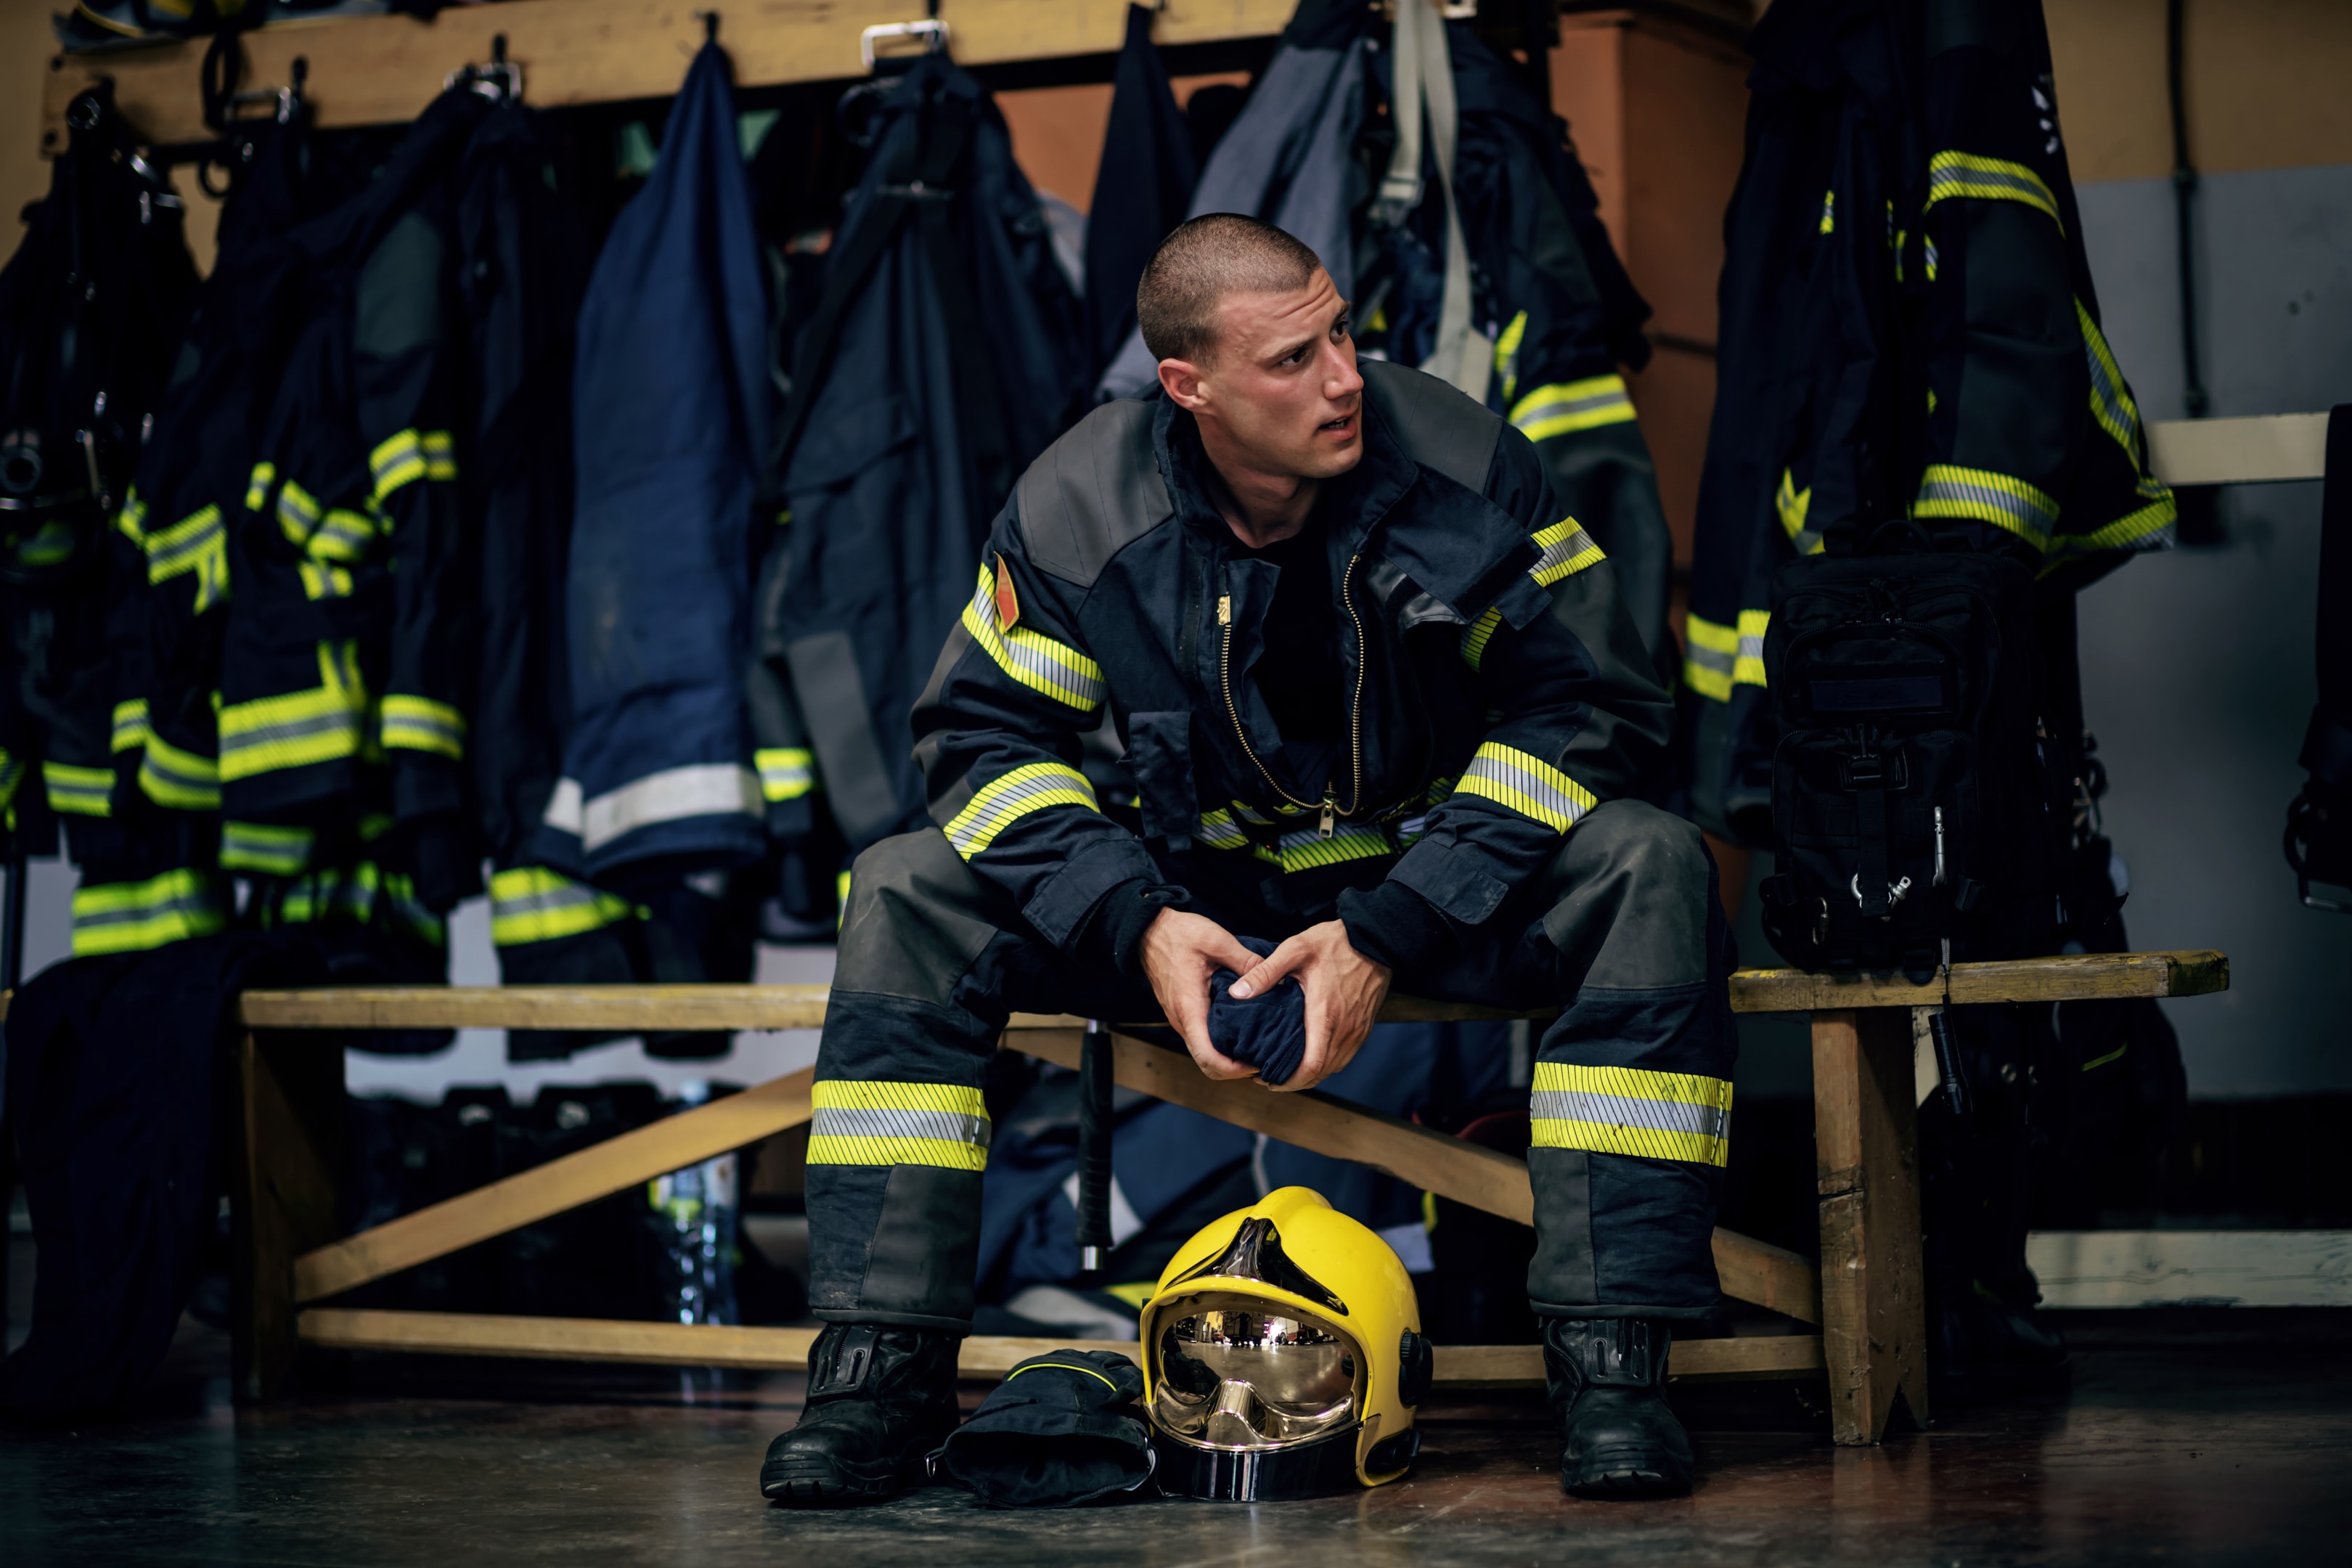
[650,1081,739,1326]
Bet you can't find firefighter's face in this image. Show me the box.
[1167,267,1365,481]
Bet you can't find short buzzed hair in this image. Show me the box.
[1136,214,1323,365]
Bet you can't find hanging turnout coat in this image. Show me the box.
[555,41,776,881]
[755,52,1088,859]
[1680,0,2176,844]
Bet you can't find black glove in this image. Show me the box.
[936,1349,1155,1508]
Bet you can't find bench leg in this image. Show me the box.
[1810,1006,1929,1444]
[232,1031,345,1402]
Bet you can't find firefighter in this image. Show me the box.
[759,215,1737,1506]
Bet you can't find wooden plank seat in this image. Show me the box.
[230,950,2228,1444]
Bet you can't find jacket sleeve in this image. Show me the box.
[356,204,479,897]
[910,502,1171,960]
[1342,425,1673,969]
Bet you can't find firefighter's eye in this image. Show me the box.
[1331,315,1350,341]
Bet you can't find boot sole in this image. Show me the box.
[760,1455,912,1508]
[1562,1448,1692,1500]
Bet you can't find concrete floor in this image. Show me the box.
[4,1237,2351,1566]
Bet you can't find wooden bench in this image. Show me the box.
[231,949,2226,1445]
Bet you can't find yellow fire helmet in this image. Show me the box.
[1138,1185,1434,1501]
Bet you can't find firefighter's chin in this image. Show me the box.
[1294,409,1364,478]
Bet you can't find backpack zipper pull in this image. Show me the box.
[1319,790,1336,839]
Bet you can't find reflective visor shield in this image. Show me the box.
[1148,1291,1361,1452]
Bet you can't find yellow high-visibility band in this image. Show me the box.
[806,1080,990,1171]
[43,761,114,818]
[489,866,635,946]
[943,762,1097,860]
[1454,742,1594,834]
[1531,1061,1732,1167]
[382,694,467,760]
[1924,150,2060,228]
[1911,464,2058,552]
[71,868,228,957]
[961,562,1106,712]
[755,746,816,802]
[1510,375,1637,443]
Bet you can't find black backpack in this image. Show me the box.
[1757,545,2056,976]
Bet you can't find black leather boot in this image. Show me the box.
[760,1323,963,1506]
[1542,1317,1694,1499]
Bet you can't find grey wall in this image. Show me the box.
[2067,164,2352,1095]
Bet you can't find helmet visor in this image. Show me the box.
[1149,1291,1360,1452]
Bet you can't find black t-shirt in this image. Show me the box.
[1230,520,1343,746]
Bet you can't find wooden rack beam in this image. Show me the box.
[295,1307,1826,1386]
[41,0,1295,154]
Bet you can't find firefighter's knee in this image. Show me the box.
[1541,799,1717,993]
[832,829,1003,1006]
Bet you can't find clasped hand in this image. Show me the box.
[1138,907,1391,1093]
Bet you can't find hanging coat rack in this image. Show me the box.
[39,0,1297,156]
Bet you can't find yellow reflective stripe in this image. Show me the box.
[1510,375,1637,442]
[0,751,23,814]
[309,507,378,563]
[220,820,316,875]
[2076,298,2144,460]
[1530,516,1606,589]
[1493,308,1529,404]
[1682,611,1766,702]
[245,461,276,513]
[1460,606,1503,673]
[2043,478,2178,564]
[1530,1061,1731,1167]
[298,561,354,600]
[960,563,1106,712]
[145,503,229,613]
[1818,189,1835,234]
[43,760,114,817]
[139,730,222,810]
[755,746,816,802]
[1193,806,1249,851]
[1925,150,2061,228]
[71,868,228,956]
[218,641,368,783]
[1776,469,1823,555]
[1911,463,2059,551]
[1251,821,1395,873]
[117,489,148,547]
[943,762,1098,859]
[807,1079,990,1171]
[111,698,151,754]
[381,694,466,759]
[277,477,322,547]
[489,866,634,946]
[369,429,456,504]
[1453,742,1595,833]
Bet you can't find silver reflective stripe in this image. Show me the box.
[1531,1090,1730,1142]
[494,882,604,920]
[221,707,360,756]
[809,1106,991,1148]
[1461,749,1589,828]
[542,776,584,833]
[943,766,1092,857]
[1686,643,1734,681]
[1531,523,1598,581]
[581,764,763,852]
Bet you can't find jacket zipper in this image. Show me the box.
[1217,555,1367,840]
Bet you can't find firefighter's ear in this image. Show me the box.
[1159,356,1213,414]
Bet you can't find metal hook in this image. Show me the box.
[859,17,950,69]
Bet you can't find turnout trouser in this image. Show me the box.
[807,799,1737,1331]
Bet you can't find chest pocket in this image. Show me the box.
[1125,710,1197,851]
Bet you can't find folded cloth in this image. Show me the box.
[936,1349,1156,1508]
[1208,934,1307,1085]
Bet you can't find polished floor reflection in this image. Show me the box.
[3,1274,2348,1565]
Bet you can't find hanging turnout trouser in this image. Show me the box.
[807,798,1737,1331]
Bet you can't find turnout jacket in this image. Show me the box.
[1681,0,2175,843]
[910,359,1672,973]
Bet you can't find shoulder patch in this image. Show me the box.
[1360,358,1503,496]
[1016,399,1175,587]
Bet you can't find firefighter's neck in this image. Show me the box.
[1198,438,1318,550]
